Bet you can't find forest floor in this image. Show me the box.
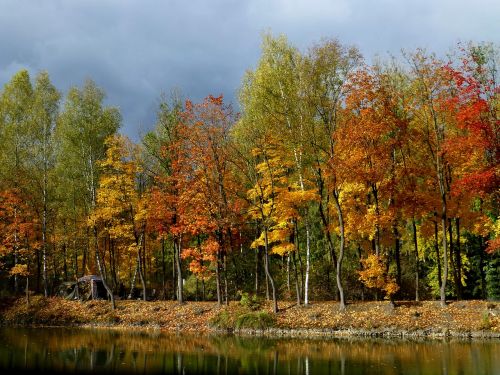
[1,296,500,338]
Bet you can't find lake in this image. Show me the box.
[0,327,499,374]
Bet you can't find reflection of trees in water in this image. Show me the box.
[1,328,500,374]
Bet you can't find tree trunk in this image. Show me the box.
[455,218,462,299]
[371,184,381,257]
[224,252,229,305]
[25,273,30,307]
[264,228,278,313]
[128,261,139,299]
[137,233,147,301]
[14,211,19,293]
[215,250,222,305]
[287,254,291,294]
[42,209,49,297]
[439,200,448,307]
[254,247,259,295]
[412,219,420,302]
[94,227,115,310]
[434,217,442,289]
[333,191,346,311]
[172,241,176,300]
[264,249,270,301]
[449,219,459,299]
[304,219,311,306]
[292,251,301,306]
[479,237,487,299]
[161,237,166,300]
[175,236,183,304]
[294,220,304,299]
[394,226,402,289]
[63,242,68,281]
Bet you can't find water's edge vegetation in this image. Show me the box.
[1,296,499,339]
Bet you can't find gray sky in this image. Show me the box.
[1,0,498,140]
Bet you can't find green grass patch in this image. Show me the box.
[209,306,276,331]
[235,311,276,330]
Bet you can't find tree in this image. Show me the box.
[30,71,60,297]
[239,33,319,305]
[0,70,34,292]
[91,135,147,303]
[301,38,362,310]
[408,51,454,307]
[176,95,245,305]
[57,80,120,308]
[0,188,37,298]
[145,93,185,303]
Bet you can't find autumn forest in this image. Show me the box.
[0,35,498,312]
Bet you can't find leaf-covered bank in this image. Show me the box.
[1,297,499,338]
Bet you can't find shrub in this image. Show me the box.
[480,310,491,330]
[239,292,263,311]
[235,311,276,330]
[209,310,234,330]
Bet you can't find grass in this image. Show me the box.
[235,311,276,330]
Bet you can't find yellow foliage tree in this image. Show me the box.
[90,134,148,304]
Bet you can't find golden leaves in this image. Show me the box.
[9,264,29,277]
[358,254,399,299]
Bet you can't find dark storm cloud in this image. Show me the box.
[0,0,498,139]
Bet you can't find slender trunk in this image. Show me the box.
[449,219,458,299]
[161,237,166,300]
[264,249,270,300]
[479,237,487,299]
[255,247,259,294]
[42,191,48,297]
[333,191,346,311]
[110,238,118,289]
[175,236,183,304]
[94,227,115,310]
[371,184,381,256]
[295,221,304,298]
[172,242,176,300]
[394,226,402,289]
[434,218,442,289]
[264,228,278,313]
[25,276,30,307]
[412,219,420,302]
[82,230,88,277]
[318,193,338,300]
[73,239,78,281]
[319,198,337,265]
[215,231,222,305]
[14,208,19,294]
[358,245,365,301]
[455,218,462,299]
[440,201,448,307]
[304,219,311,306]
[63,243,68,281]
[137,233,147,301]
[223,252,229,305]
[215,250,222,305]
[36,248,41,293]
[128,261,139,299]
[287,255,291,294]
[292,251,301,306]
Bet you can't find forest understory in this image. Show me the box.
[1,296,499,339]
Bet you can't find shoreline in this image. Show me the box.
[1,296,499,340]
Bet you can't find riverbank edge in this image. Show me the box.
[1,297,499,340]
[2,322,500,340]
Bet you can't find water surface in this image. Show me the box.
[0,327,499,374]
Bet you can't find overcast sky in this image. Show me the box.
[1,0,498,140]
